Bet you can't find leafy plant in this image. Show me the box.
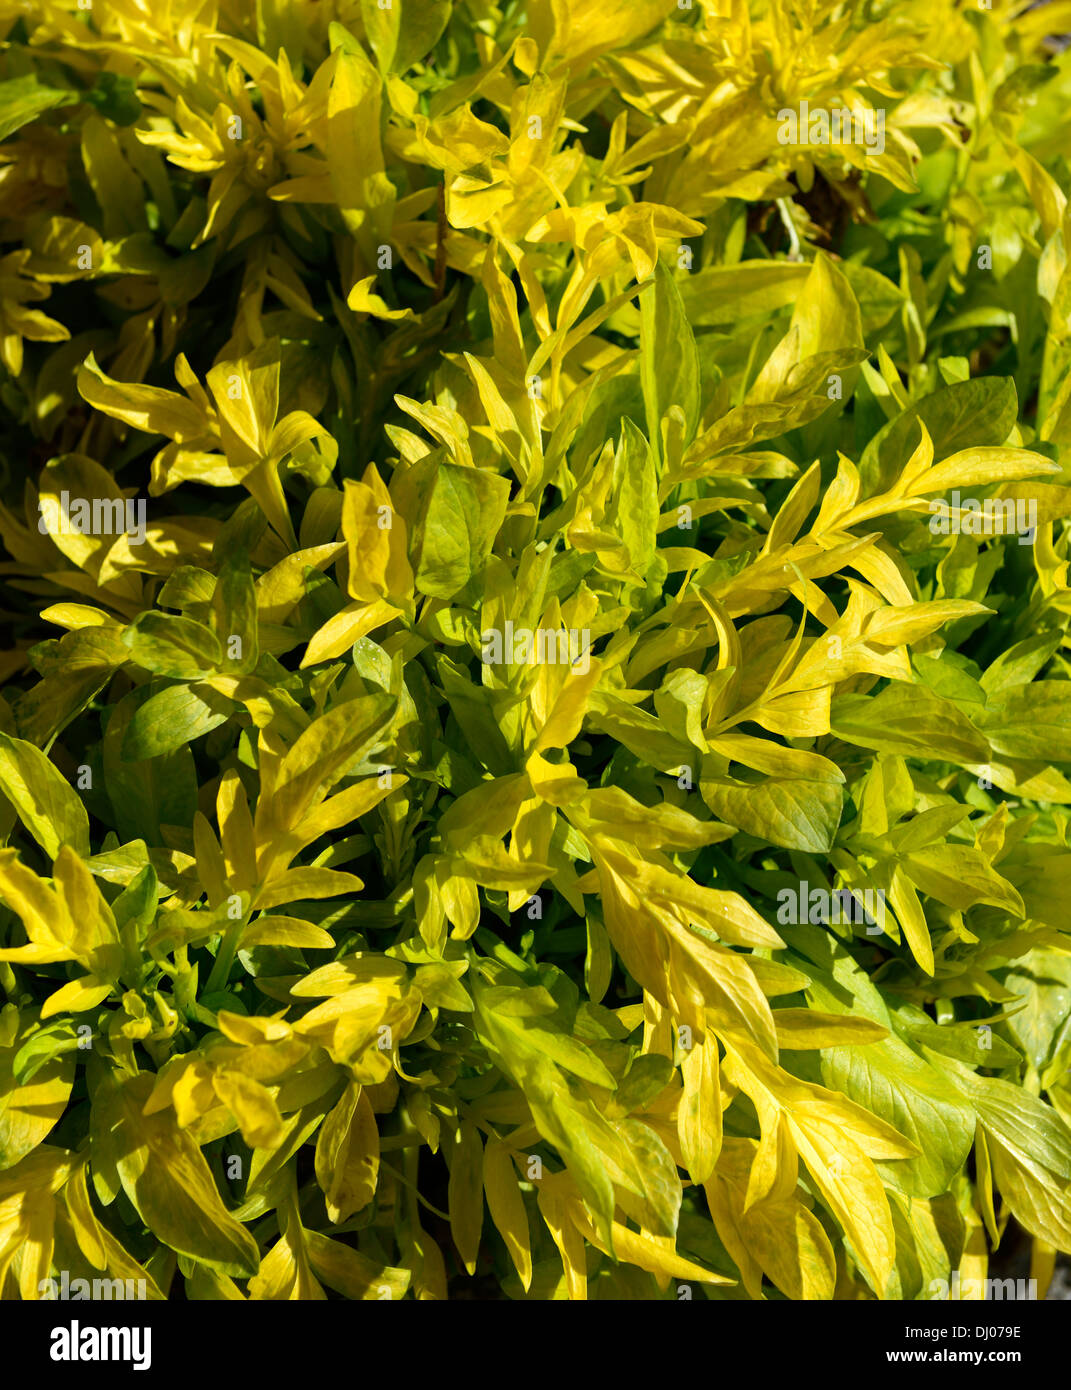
[1,0,1071,1302]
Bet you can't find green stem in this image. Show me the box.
[380,1159,451,1222]
[776,197,803,260]
[205,915,246,995]
[379,1133,428,1151]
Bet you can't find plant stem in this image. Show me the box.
[205,915,245,995]
[776,197,803,260]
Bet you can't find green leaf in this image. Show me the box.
[902,844,1024,916]
[304,1228,410,1300]
[89,1069,260,1276]
[0,1014,74,1168]
[103,690,199,842]
[699,776,843,853]
[830,686,989,765]
[787,936,975,1198]
[122,683,232,759]
[822,1036,976,1200]
[395,457,511,600]
[895,1010,1022,1071]
[122,612,223,679]
[360,0,452,73]
[677,261,810,326]
[314,1082,379,1223]
[641,259,701,459]
[11,1019,84,1085]
[437,657,515,777]
[0,75,78,143]
[608,1115,682,1240]
[612,419,658,577]
[14,628,129,748]
[977,682,1071,762]
[211,548,258,674]
[447,1118,484,1276]
[861,378,1018,495]
[1003,947,1071,1076]
[980,633,1062,696]
[930,1056,1071,1179]
[0,731,90,860]
[473,981,616,1246]
[747,253,865,412]
[81,115,147,239]
[987,1137,1071,1251]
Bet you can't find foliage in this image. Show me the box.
[1,0,1071,1301]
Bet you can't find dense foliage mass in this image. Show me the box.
[1,0,1071,1302]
